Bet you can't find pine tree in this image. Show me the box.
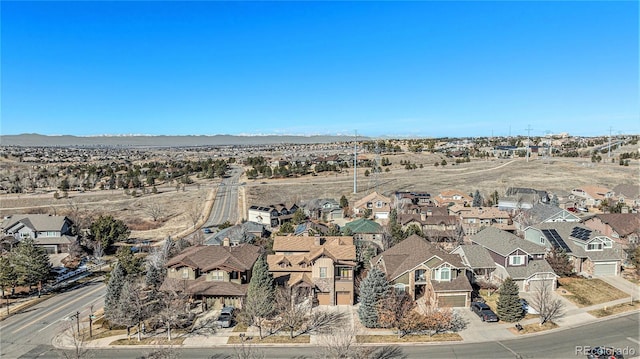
[242,254,275,339]
[358,266,390,328]
[496,277,524,322]
[105,262,126,325]
[472,190,482,207]
[546,247,573,277]
[11,238,51,293]
[0,256,17,298]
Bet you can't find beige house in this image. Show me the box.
[268,236,356,305]
[434,190,472,207]
[571,185,615,208]
[353,192,392,219]
[371,235,472,308]
[448,205,514,236]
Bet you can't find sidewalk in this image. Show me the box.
[53,296,640,350]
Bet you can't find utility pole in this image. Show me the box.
[525,125,532,162]
[353,130,358,194]
[69,311,80,334]
[89,304,94,338]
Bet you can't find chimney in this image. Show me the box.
[420,212,426,221]
[223,237,230,247]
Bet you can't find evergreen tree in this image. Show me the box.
[89,215,130,252]
[339,195,349,209]
[11,238,51,293]
[496,277,524,322]
[115,246,142,277]
[242,254,275,339]
[472,190,483,207]
[105,262,126,324]
[0,256,17,297]
[546,247,573,277]
[358,266,390,328]
[550,194,559,207]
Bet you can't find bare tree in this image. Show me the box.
[186,203,201,228]
[156,280,189,340]
[145,200,164,222]
[137,346,180,359]
[529,283,564,325]
[57,322,92,359]
[317,325,406,359]
[274,287,308,339]
[377,291,417,338]
[231,340,266,359]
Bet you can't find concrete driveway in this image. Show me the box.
[456,307,516,342]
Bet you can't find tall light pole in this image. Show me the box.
[525,125,532,162]
[353,130,358,194]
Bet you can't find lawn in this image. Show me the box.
[357,333,462,343]
[227,335,310,344]
[232,323,248,332]
[558,278,628,307]
[588,301,640,317]
[509,321,558,335]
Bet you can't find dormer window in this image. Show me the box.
[587,242,603,251]
[182,268,190,279]
[434,266,451,281]
[509,255,525,265]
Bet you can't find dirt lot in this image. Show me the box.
[1,153,636,241]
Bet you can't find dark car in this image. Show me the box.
[471,302,499,322]
[586,347,624,359]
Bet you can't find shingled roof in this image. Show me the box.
[470,227,545,256]
[592,213,640,237]
[166,244,261,272]
[372,235,465,281]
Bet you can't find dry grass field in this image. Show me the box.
[1,152,637,242]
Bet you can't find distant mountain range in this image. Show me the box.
[0,133,368,147]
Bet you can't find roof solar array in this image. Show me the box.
[542,229,572,253]
[570,227,592,242]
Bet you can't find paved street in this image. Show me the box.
[204,165,243,227]
[0,280,105,359]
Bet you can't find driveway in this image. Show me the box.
[457,307,516,342]
[599,275,640,300]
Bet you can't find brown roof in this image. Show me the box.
[272,236,355,260]
[161,277,248,297]
[432,274,473,292]
[593,213,640,237]
[166,244,261,272]
[372,235,465,281]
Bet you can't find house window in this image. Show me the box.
[587,242,603,251]
[376,201,383,208]
[394,283,406,293]
[540,237,545,245]
[602,238,612,248]
[509,255,525,265]
[438,267,451,281]
[337,267,351,279]
[415,269,426,281]
[229,271,239,280]
[182,268,190,279]
[319,267,327,278]
[211,271,224,281]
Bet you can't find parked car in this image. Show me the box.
[519,299,539,315]
[216,306,235,328]
[471,302,499,322]
[203,228,212,234]
[586,346,624,359]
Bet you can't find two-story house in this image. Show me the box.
[353,192,392,219]
[448,205,514,236]
[523,223,624,277]
[162,243,261,309]
[303,198,344,221]
[612,184,640,209]
[396,213,459,241]
[247,203,299,228]
[1,214,78,254]
[342,218,385,249]
[498,187,550,212]
[204,221,268,246]
[267,236,357,305]
[434,190,472,207]
[371,235,472,308]
[571,185,615,209]
[471,227,557,292]
[582,213,640,246]
[512,203,581,233]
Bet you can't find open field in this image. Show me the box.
[1,153,637,241]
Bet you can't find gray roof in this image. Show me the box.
[2,214,70,232]
[204,222,264,246]
[527,203,568,223]
[505,258,557,280]
[531,222,624,262]
[471,226,546,256]
[453,245,496,269]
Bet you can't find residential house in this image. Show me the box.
[571,185,615,209]
[450,245,496,284]
[396,213,459,241]
[498,187,550,212]
[342,218,385,249]
[162,243,262,309]
[371,235,472,308]
[267,236,357,305]
[448,205,514,236]
[247,203,299,228]
[204,221,268,246]
[583,213,640,246]
[393,191,433,209]
[513,203,581,233]
[434,190,472,207]
[303,198,344,221]
[294,221,332,236]
[1,214,78,254]
[353,192,392,219]
[523,222,624,277]
[471,227,557,292]
[612,184,640,209]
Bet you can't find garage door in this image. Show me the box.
[438,294,467,307]
[317,293,331,305]
[594,262,617,276]
[336,291,352,305]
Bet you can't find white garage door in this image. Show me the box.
[593,262,618,276]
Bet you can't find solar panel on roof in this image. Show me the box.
[570,227,592,241]
[542,229,572,253]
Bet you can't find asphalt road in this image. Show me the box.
[0,280,105,359]
[204,166,243,227]
[44,312,638,359]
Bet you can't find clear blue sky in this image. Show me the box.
[2,1,638,138]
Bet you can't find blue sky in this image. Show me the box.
[2,1,638,138]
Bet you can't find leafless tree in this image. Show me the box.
[138,346,180,359]
[190,230,205,246]
[231,340,266,359]
[186,202,201,228]
[529,282,564,325]
[156,280,189,340]
[377,291,417,338]
[145,200,164,222]
[317,325,406,359]
[274,287,309,339]
[57,322,92,359]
